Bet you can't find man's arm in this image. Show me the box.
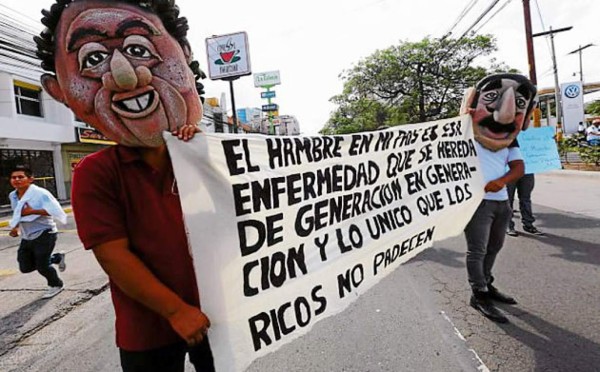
[9,226,19,237]
[484,159,525,193]
[20,203,49,217]
[92,238,210,345]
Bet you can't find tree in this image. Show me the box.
[320,35,513,134]
[586,100,600,117]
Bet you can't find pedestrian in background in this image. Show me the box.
[507,173,544,236]
[586,119,600,146]
[8,165,67,299]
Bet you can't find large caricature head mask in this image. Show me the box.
[35,0,205,147]
[462,73,537,151]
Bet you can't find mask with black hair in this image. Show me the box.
[35,0,206,148]
[461,73,538,151]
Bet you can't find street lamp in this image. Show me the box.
[568,43,595,83]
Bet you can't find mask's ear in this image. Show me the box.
[460,87,477,115]
[41,74,66,105]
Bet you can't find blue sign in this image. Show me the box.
[518,127,562,174]
[236,109,248,123]
[262,104,278,112]
[261,91,276,99]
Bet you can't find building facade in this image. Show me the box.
[0,70,110,206]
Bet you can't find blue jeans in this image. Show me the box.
[464,200,512,292]
[17,230,62,287]
[119,339,214,372]
[507,173,535,230]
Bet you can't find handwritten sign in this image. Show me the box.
[166,115,485,372]
[518,126,561,174]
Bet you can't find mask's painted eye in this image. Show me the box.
[123,44,152,58]
[516,97,527,109]
[482,91,499,102]
[82,51,109,69]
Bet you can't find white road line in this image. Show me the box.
[440,310,490,372]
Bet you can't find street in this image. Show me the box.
[1,169,599,372]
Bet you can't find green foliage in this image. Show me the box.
[556,137,570,158]
[578,145,600,166]
[586,100,600,117]
[321,34,513,134]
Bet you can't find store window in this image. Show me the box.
[14,81,43,117]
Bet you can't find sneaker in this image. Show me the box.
[42,286,63,299]
[506,228,518,237]
[523,225,545,236]
[55,251,67,272]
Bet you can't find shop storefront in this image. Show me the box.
[60,127,114,196]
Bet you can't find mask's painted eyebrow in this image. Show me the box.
[115,19,160,37]
[517,84,532,99]
[68,28,108,51]
[481,79,503,92]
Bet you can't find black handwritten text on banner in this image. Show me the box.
[166,115,484,372]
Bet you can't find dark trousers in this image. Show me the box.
[17,230,62,287]
[464,200,512,292]
[507,173,535,230]
[120,339,215,372]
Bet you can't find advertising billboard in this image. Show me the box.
[254,70,281,87]
[206,32,251,80]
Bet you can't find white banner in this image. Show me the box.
[166,115,485,372]
[561,81,585,135]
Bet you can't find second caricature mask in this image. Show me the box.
[462,73,538,151]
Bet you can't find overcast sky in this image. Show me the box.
[3,0,600,134]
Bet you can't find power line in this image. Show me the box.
[472,0,514,34]
[444,0,481,37]
[458,0,501,40]
[533,0,553,59]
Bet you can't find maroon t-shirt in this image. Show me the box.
[72,145,200,351]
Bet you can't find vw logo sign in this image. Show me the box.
[564,85,580,99]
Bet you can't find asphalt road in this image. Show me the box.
[0,170,599,372]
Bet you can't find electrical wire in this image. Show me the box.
[444,0,480,37]
[472,0,514,34]
[458,0,501,40]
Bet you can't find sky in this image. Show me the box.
[2,0,600,135]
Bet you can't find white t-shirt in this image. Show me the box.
[475,141,523,201]
[586,125,600,140]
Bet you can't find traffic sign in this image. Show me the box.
[261,91,276,99]
[262,104,278,112]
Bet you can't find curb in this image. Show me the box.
[0,207,72,228]
[537,169,600,179]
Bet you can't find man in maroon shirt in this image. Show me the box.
[36,1,213,370]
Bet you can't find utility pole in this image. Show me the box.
[568,43,595,83]
[533,26,572,135]
[522,0,537,84]
[522,0,540,126]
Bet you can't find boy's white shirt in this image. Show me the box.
[9,184,67,228]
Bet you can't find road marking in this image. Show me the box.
[440,310,490,372]
[0,269,18,277]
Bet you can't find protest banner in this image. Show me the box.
[166,114,485,371]
[517,126,562,174]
